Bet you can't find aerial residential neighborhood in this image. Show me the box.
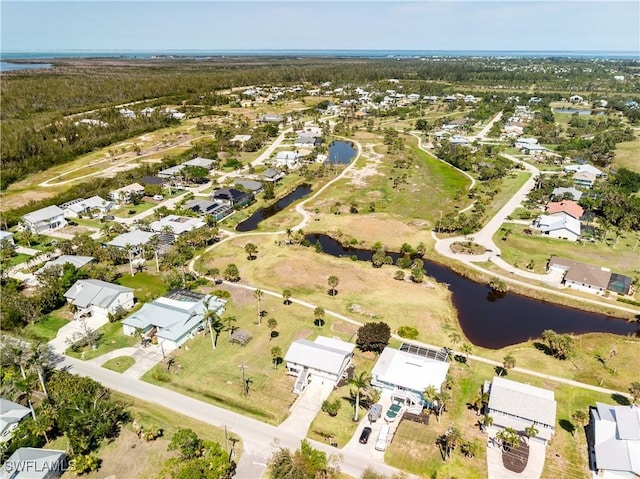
[0,3,639,479]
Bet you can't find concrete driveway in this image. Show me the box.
[486,428,547,479]
[278,378,335,437]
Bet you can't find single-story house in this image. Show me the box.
[149,215,205,235]
[0,398,31,443]
[64,279,134,321]
[520,143,549,154]
[261,168,285,183]
[294,135,322,148]
[182,157,215,170]
[22,206,67,234]
[545,200,584,219]
[104,230,157,252]
[533,212,581,241]
[607,273,633,296]
[371,345,450,413]
[211,188,252,208]
[234,179,263,195]
[449,135,471,147]
[589,402,640,479]
[0,231,14,247]
[284,336,355,394]
[183,199,232,220]
[157,164,185,179]
[569,95,584,103]
[551,187,583,202]
[573,171,597,188]
[36,255,94,276]
[275,151,299,169]
[1,447,67,479]
[564,164,604,177]
[548,257,612,295]
[259,114,284,123]
[122,290,226,353]
[442,118,468,129]
[109,183,145,203]
[485,376,557,444]
[60,196,113,218]
[231,135,252,143]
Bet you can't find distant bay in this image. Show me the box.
[0,61,51,71]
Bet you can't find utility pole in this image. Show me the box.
[238,362,248,397]
[224,425,229,453]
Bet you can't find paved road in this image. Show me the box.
[473,111,503,141]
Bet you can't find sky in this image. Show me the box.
[1,1,639,53]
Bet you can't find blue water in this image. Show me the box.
[328,141,356,164]
[2,50,638,60]
[0,61,51,71]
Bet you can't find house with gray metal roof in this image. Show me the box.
[35,256,94,276]
[183,199,232,220]
[1,447,67,479]
[183,157,215,170]
[64,279,134,321]
[233,179,263,195]
[122,290,226,352]
[21,206,66,234]
[149,215,205,235]
[59,196,113,218]
[0,399,31,443]
[261,168,285,183]
[551,187,583,202]
[0,231,14,247]
[104,230,157,250]
[589,403,640,479]
[284,336,354,393]
[486,376,557,444]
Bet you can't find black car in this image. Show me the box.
[359,427,372,444]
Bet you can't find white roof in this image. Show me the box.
[488,376,556,427]
[22,205,64,224]
[231,135,252,142]
[284,337,353,376]
[1,447,67,479]
[61,196,111,213]
[371,347,450,393]
[149,215,205,235]
[183,157,215,169]
[592,403,640,475]
[105,230,156,248]
[110,183,145,195]
[64,279,132,309]
[0,231,13,241]
[276,151,298,160]
[36,255,94,275]
[564,164,603,176]
[536,213,581,236]
[0,398,31,434]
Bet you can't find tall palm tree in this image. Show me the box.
[348,371,371,422]
[448,331,461,349]
[224,316,237,337]
[124,243,135,277]
[149,234,160,272]
[203,298,224,350]
[327,275,339,297]
[254,289,264,325]
[28,344,50,400]
[423,385,437,410]
[313,306,325,327]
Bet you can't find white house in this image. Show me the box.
[149,215,205,235]
[122,290,225,353]
[183,157,216,170]
[60,196,113,218]
[294,135,322,149]
[64,279,134,321]
[0,398,31,443]
[0,231,14,247]
[589,402,640,479]
[231,135,252,143]
[569,95,584,103]
[533,213,581,241]
[486,376,557,445]
[109,183,145,203]
[284,336,354,394]
[275,151,300,169]
[36,255,94,276]
[104,230,158,252]
[22,206,66,234]
[548,257,612,295]
[564,164,604,176]
[371,345,450,413]
[1,447,67,479]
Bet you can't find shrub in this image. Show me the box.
[397,326,419,339]
[321,398,342,417]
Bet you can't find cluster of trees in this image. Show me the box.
[540,329,576,360]
[356,322,391,353]
[268,440,339,479]
[161,428,235,479]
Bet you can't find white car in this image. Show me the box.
[152,195,164,201]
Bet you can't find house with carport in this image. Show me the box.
[21,206,66,234]
[122,290,226,353]
[284,336,354,394]
[64,279,134,321]
[370,344,450,413]
[60,196,113,218]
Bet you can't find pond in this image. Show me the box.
[305,233,639,349]
[554,108,597,115]
[327,141,357,164]
[235,184,312,232]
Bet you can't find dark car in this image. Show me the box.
[359,427,372,444]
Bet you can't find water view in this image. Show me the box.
[235,184,312,232]
[0,61,52,72]
[327,140,356,164]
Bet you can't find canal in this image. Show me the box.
[305,233,639,349]
[235,184,312,232]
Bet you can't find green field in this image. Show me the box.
[117,271,168,301]
[21,313,69,341]
[102,356,136,373]
[613,131,640,173]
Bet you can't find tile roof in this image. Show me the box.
[545,200,584,219]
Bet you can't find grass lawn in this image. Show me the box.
[613,130,640,173]
[7,253,31,267]
[307,352,378,448]
[481,171,531,227]
[57,391,240,479]
[21,314,69,342]
[112,201,157,218]
[117,271,168,301]
[492,223,640,279]
[74,217,104,229]
[66,321,139,360]
[102,356,136,373]
[143,285,359,425]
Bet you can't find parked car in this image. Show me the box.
[152,194,164,201]
[375,425,390,451]
[102,215,115,221]
[359,427,372,444]
[368,404,382,423]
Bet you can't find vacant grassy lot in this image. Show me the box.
[102,356,135,373]
[195,235,458,346]
[66,321,139,360]
[21,312,70,341]
[385,359,616,479]
[112,200,157,218]
[493,223,640,279]
[118,271,168,301]
[481,171,531,226]
[613,130,640,173]
[143,285,358,425]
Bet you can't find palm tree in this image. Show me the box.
[149,234,161,272]
[254,289,264,325]
[501,354,516,376]
[203,298,224,350]
[497,427,520,451]
[313,306,325,327]
[480,414,494,433]
[267,318,278,340]
[327,275,339,296]
[461,343,472,365]
[270,346,282,369]
[282,289,292,305]
[224,316,237,337]
[124,243,135,277]
[572,410,589,435]
[349,371,371,422]
[448,331,461,349]
[208,267,220,284]
[28,344,50,400]
[524,424,538,443]
[423,385,437,410]
[474,392,489,416]
[435,391,450,423]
